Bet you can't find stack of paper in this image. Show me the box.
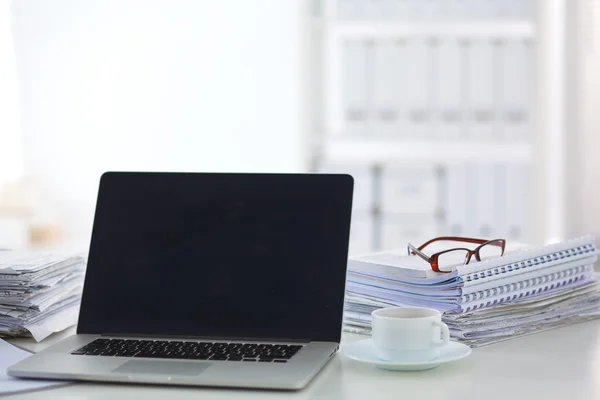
[343,235,600,346]
[0,251,86,342]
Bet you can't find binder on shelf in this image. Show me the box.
[502,0,535,21]
[380,213,439,251]
[386,0,414,21]
[380,165,438,215]
[522,0,535,21]
[465,39,497,140]
[466,0,502,20]
[501,38,533,140]
[376,0,393,20]
[404,37,431,139]
[364,0,385,20]
[393,39,411,138]
[474,164,498,238]
[342,39,371,136]
[445,164,469,237]
[373,40,399,137]
[420,0,442,20]
[463,164,480,237]
[337,0,366,20]
[442,0,469,20]
[492,163,508,242]
[503,163,531,242]
[435,38,463,140]
[461,0,480,20]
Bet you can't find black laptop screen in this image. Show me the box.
[77,172,353,342]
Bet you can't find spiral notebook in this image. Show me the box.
[348,235,598,282]
[346,263,595,312]
[346,258,596,299]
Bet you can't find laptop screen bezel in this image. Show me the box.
[76,172,353,343]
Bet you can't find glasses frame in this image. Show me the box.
[407,236,506,273]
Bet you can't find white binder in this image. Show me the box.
[467,0,502,20]
[386,0,414,20]
[504,163,531,242]
[436,38,463,140]
[421,0,442,20]
[474,164,498,238]
[442,0,468,20]
[445,164,469,237]
[364,0,385,20]
[373,40,399,137]
[393,39,411,138]
[337,0,366,20]
[503,0,534,20]
[380,165,438,215]
[380,213,438,251]
[404,38,431,138]
[464,164,480,237]
[342,40,371,136]
[494,163,531,242]
[501,39,533,140]
[465,39,496,140]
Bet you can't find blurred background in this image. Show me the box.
[0,0,599,255]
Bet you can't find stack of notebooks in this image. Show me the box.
[343,235,600,346]
[0,251,86,341]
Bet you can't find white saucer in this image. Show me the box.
[342,339,471,371]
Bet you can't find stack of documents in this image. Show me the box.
[0,251,86,342]
[343,235,600,346]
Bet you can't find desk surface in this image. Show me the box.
[7,321,600,400]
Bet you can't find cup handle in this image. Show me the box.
[432,321,450,347]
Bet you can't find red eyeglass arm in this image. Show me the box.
[417,237,504,251]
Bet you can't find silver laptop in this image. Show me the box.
[9,172,354,390]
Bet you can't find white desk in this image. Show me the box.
[7,321,600,400]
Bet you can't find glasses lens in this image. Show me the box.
[477,241,504,261]
[437,249,471,272]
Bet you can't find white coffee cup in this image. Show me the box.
[371,307,450,362]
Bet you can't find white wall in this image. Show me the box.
[0,0,20,185]
[569,0,600,240]
[10,0,305,249]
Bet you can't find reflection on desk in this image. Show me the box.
[8,321,600,400]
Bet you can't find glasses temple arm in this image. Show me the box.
[408,243,431,261]
[418,236,495,250]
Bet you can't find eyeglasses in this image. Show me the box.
[407,236,506,273]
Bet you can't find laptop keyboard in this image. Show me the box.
[71,339,303,363]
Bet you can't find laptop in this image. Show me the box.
[8,172,354,390]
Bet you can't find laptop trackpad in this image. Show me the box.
[113,360,212,376]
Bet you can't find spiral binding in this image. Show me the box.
[460,264,591,303]
[460,269,592,313]
[462,243,597,283]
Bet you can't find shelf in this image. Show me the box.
[323,21,535,39]
[321,138,533,164]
